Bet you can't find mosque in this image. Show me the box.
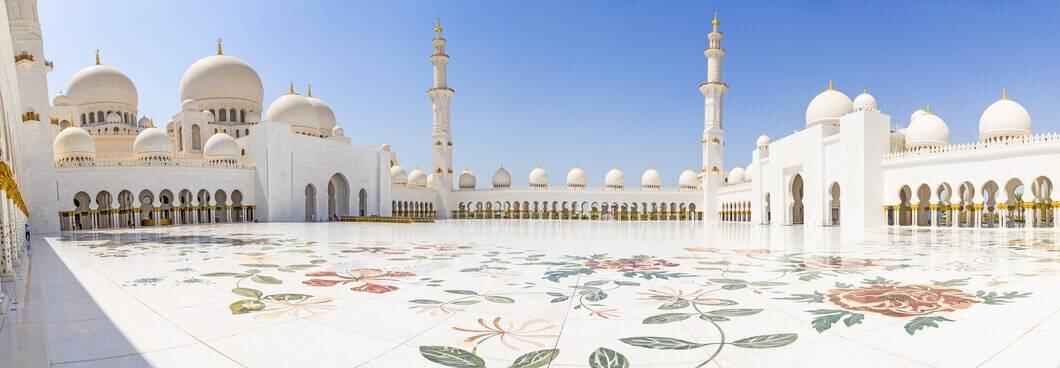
[0,1,1056,276]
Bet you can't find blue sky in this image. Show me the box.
[40,1,1060,187]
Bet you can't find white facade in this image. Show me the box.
[2,2,1056,235]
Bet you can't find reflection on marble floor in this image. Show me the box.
[2,221,1060,367]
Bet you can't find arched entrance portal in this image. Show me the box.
[358,188,368,216]
[305,184,317,222]
[829,182,840,226]
[790,174,804,225]
[327,173,350,220]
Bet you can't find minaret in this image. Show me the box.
[427,19,455,195]
[699,13,728,224]
[8,0,60,234]
[426,19,455,218]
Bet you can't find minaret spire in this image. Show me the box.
[700,12,729,225]
[428,18,456,215]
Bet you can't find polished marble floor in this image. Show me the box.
[1,221,1059,367]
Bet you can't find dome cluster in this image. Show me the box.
[429,166,700,191]
[898,90,1032,150]
[265,86,339,138]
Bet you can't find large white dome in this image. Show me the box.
[65,64,138,108]
[641,169,662,189]
[727,166,745,184]
[678,169,699,190]
[390,165,407,185]
[133,127,173,160]
[53,127,95,162]
[180,54,263,106]
[458,168,476,189]
[529,167,548,188]
[805,83,852,128]
[566,167,587,188]
[852,91,878,112]
[203,132,240,162]
[605,168,624,189]
[979,94,1031,142]
[265,94,319,129]
[905,112,950,149]
[408,168,427,188]
[306,94,337,133]
[492,167,511,189]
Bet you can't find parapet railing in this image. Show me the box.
[56,152,252,169]
[883,132,1060,160]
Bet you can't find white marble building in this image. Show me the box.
[0,0,1055,241]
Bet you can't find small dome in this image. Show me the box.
[408,168,427,188]
[426,173,436,189]
[727,166,745,184]
[852,91,878,112]
[181,99,199,112]
[132,127,173,160]
[756,134,771,148]
[979,94,1031,142]
[203,132,240,162]
[605,168,625,189]
[180,55,263,107]
[137,116,154,128]
[265,94,319,129]
[641,169,662,189]
[306,95,337,133]
[201,110,216,124]
[65,64,138,108]
[332,126,344,137]
[905,111,949,149]
[805,84,853,128]
[390,165,407,185]
[492,167,511,188]
[381,143,391,152]
[745,163,755,182]
[53,127,95,162]
[52,93,69,106]
[458,168,476,189]
[105,112,122,124]
[910,109,927,123]
[566,167,587,188]
[529,167,548,188]
[678,169,699,190]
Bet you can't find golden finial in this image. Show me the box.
[827,80,833,90]
[94,49,100,65]
[712,12,719,31]
[217,38,223,55]
[925,104,932,113]
[288,82,296,95]
[1001,88,1007,100]
[307,84,312,97]
[435,18,443,35]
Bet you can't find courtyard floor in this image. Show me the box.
[1,221,1059,367]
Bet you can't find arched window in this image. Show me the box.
[177,126,183,151]
[240,109,246,122]
[97,111,104,122]
[219,109,227,122]
[229,109,236,122]
[81,113,86,124]
[191,125,202,150]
